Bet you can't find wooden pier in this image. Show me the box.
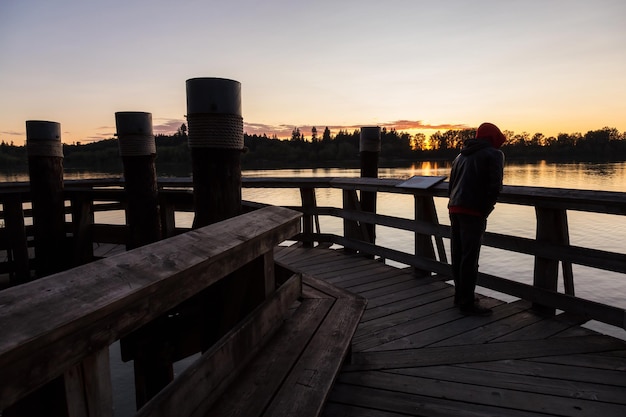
[275,244,626,417]
[1,176,626,416]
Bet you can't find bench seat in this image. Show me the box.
[205,273,366,417]
[135,266,366,417]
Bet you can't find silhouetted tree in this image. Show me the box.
[291,127,303,142]
[322,127,332,142]
[176,123,187,137]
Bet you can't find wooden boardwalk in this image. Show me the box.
[275,245,626,417]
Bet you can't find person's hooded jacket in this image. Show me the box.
[448,122,506,217]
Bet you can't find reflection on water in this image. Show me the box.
[502,160,626,191]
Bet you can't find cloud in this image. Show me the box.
[243,120,469,139]
[87,118,469,142]
[244,123,297,137]
[153,118,186,135]
[0,130,23,136]
[378,120,468,131]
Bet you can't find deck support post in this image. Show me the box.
[115,111,161,249]
[300,187,318,248]
[26,120,67,278]
[64,348,113,417]
[2,194,30,284]
[70,193,94,266]
[414,195,438,276]
[359,126,380,256]
[533,207,573,315]
[343,189,361,254]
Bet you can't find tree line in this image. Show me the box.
[1,125,625,175]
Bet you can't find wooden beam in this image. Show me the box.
[347,335,626,371]
[64,348,113,417]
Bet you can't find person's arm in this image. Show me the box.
[486,151,504,204]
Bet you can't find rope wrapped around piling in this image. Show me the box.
[27,140,64,158]
[118,134,156,156]
[187,113,244,149]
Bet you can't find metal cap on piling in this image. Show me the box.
[360,126,381,153]
[185,77,243,150]
[25,120,63,158]
[115,112,156,156]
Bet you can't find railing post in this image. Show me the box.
[360,126,380,253]
[2,194,30,285]
[115,111,162,249]
[414,195,438,276]
[343,189,361,254]
[26,120,68,277]
[64,348,113,417]
[300,187,317,247]
[533,207,573,315]
[186,77,243,227]
[159,193,176,238]
[70,193,94,266]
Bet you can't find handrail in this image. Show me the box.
[1,176,625,330]
[246,177,626,329]
[0,206,301,412]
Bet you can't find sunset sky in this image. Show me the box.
[1,0,625,144]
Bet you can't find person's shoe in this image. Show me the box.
[453,295,479,306]
[459,302,493,316]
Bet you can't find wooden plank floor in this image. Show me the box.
[275,245,626,417]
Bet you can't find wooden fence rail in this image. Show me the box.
[1,176,625,330]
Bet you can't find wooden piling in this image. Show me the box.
[115,112,166,408]
[115,111,161,249]
[26,120,67,277]
[186,77,243,227]
[359,126,380,249]
[6,121,68,416]
[185,76,270,351]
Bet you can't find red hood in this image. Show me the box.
[476,122,506,149]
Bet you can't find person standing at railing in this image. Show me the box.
[448,122,506,316]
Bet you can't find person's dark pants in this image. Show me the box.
[450,213,487,307]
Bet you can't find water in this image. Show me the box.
[2,160,626,414]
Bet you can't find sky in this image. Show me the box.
[1,0,625,144]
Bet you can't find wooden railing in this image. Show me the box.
[243,177,626,330]
[1,176,625,331]
[0,205,302,415]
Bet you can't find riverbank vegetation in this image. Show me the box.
[1,126,625,175]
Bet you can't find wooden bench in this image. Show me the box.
[0,207,302,416]
[1,205,365,417]
[136,262,367,417]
